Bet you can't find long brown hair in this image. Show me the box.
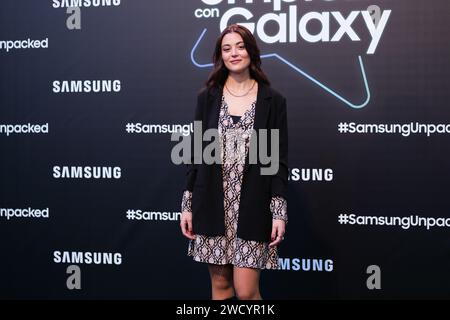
[204,24,270,90]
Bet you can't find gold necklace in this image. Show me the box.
[225,80,256,97]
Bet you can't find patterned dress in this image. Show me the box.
[181,95,287,270]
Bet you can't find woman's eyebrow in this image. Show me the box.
[222,41,244,48]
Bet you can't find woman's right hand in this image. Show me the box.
[180,211,196,240]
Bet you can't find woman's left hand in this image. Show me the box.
[269,219,286,248]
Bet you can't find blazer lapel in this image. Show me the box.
[206,85,222,130]
[245,82,272,172]
[252,82,272,132]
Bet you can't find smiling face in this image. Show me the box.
[221,32,251,74]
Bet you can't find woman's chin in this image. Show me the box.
[227,66,247,74]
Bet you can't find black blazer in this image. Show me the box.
[185,82,288,242]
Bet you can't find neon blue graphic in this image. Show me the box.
[190,28,371,109]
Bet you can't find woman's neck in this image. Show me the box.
[225,72,253,91]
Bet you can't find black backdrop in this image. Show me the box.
[1,0,449,299]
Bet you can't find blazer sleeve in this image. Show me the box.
[271,96,288,199]
[184,91,205,191]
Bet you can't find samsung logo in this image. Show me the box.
[52,0,121,8]
[52,80,121,93]
[53,250,122,265]
[53,166,122,179]
[278,258,334,272]
[289,168,334,182]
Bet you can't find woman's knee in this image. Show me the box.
[233,266,261,300]
[212,275,233,290]
[234,286,261,300]
[208,265,233,290]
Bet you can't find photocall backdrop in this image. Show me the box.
[1,0,449,299]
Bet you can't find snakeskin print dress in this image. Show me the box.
[181,95,287,269]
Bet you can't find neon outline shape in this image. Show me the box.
[190,28,371,109]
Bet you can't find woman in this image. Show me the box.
[180,24,288,300]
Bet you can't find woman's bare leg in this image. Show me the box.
[233,266,262,300]
[207,264,235,300]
